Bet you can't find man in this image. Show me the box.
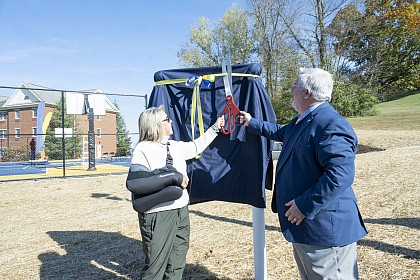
[239,68,367,279]
[30,138,36,160]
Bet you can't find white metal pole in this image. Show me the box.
[252,206,267,280]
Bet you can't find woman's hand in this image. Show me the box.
[181,175,189,189]
[214,116,225,130]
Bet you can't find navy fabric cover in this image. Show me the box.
[148,63,276,208]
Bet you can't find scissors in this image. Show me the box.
[221,58,243,134]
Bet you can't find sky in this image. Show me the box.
[0,0,246,140]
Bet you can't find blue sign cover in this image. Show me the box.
[148,63,276,208]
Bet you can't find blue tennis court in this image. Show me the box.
[0,158,130,180]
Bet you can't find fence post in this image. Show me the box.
[26,137,29,161]
[61,91,66,177]
[88,108,96,171]
[144,94,148,110]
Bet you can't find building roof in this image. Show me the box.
[25,83,63,105]
[2,83,61,108]
[1,83,119,114]
[0,96,8,107]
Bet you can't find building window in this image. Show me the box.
[33,109,37,118]
[0,130,6,139]
[0,112,6,121]
[96,115,101,120]
[0,148,5,158]
[15,128,20,138]
[33,127,37,137]
[15,110,20,119]
[97,128,101,137]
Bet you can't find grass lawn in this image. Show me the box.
[348,90,420,130]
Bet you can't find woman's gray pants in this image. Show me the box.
[139,206,190,280]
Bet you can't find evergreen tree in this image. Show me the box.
[114,102,131,156]
[44,99,82,160]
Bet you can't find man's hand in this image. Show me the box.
[238,111,252,126]
[181,175,189,189]
[285,199,306,226]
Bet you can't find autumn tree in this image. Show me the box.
[177,4,255,67]
[371,0,420,95]
[177,0,380,121]
[328,0,420,97]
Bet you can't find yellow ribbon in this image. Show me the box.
[155,73,258,86]
[186,75,215,158]
[190,76,204,140]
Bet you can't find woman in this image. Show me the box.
[130,105,224,279]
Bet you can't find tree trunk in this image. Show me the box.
[316,0,327,69]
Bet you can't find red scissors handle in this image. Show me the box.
[221,95,244,135]
[221,102,232,135]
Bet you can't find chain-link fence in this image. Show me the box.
[0,84,147,181]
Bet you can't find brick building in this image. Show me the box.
[0,83,119,159]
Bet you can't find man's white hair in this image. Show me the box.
[297,68,333,102]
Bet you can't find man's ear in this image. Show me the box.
[304,89,312,99]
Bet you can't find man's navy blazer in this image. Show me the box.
[248,102,367,246]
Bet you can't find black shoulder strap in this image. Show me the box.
[166,142,173,167]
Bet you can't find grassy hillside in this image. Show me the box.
[348,91,420,130]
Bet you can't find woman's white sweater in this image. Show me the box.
[130,128,218,213]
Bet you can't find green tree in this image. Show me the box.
[249,0,308,122]
[178,2,298,122]
[44,99,82,160]
[114,102,131,156]
[328,0,420,98]
[177,4,255,67]
[248,0,375,122]
[249,0,294,97]
[178,0,379,121]
[369,0,420,95]
[250,0,358,70]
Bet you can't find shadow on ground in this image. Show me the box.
[90,192,130,201]
[357,144,386,154]
[191,210,420,261]
[190,209,281,232]
[364,217,420,230]
[358,239,420,260]
[39,230,230,279]
[360,217,420,260]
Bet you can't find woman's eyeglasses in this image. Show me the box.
[162,116,171,123]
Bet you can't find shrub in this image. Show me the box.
[270,93,296,124]
[2,146,29,162]
[331,81,378,117]
[270,80,378,123]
